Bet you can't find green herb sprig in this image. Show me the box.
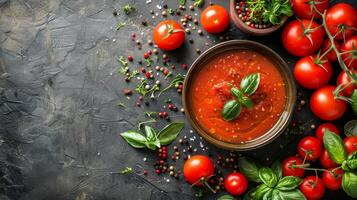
[120,122,184,150]
[158,74,185,97]
[123,4,135,15]
[221,73,260,121]
[247,0,293,25]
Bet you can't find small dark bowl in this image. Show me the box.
[229,0,288,36]
[182,40,296,151]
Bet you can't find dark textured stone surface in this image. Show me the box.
[0,0,356,199]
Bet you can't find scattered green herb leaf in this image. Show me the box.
[194,0,204,7]
[120,167,134,174]
[123,4,136,15]
[158,74,184,96]
[116,22,126,30]
[178,0,186,5]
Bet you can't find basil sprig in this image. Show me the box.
[120,122,184,150]
[221,73,260,121]
[239,157,305,200]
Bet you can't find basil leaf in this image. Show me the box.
[344,120,357,137]
[342,172,357,198]
[238,157,262,183]
[240,73,260,95]
[217,195,237,200]
[271,189,282,200]
[231,87,244,99]
[145,139,160,150]
[240,97,253,108]
[276,176,301,191]
[253,184,271,200]
[277,189,306,200]
[158,122,184,145]
[231,88,253,108]
[145,126,157,142]
[323,130,347,164]
[347,151,357,170]
[259,167,278,188]
[263,189,273,200]
[222,100,241,121]
[120,131,147,148]
[351,89,357,115]
[271,160,282,179]
[178,0,186,5]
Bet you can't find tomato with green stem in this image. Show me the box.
[183,155,215,187]
[298,136,323,161]
[320,149,339,169]
[344,136,357,155]
[337,70,357,97]
[315,123,340,142]
[153,20,185,51]
[282,19,325,57]
[340,35,357,69]
[326,3,357,40]
[310,85,347,120]
[290,0,329,19]
[321,39,340,62]
[294,55,332,89]
[300,176,326,199]
[282,156,305,177]
[200,5,229,34]
[224,172,248,195]
[322,168,344,190]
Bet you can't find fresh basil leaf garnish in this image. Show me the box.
[222,100,241,121]
[240,73,260,95]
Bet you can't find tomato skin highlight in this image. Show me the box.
[224,172,248,195]
[153,20,185,51]
[294,55,332,89]
[282,19,325,57]
[321,39,340,62]
[201,5,229,34]
[298,136,323,161]
[282,156,305,177]
[322,168,344,190]
[320,150,339,169]
[344,136,357,155]
[315,123,340,142]
[326,3,357,40]
[340,35,357,69]
[310,86,347,121]
[183,155,215,186]
[336,70,357,97]
[290,0,329,19]
[300,176,326,200]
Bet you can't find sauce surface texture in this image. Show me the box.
[190,50,287,143]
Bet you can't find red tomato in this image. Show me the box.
[320,150,339,169]
[224,172,248,195]
[321,39,340,62]
[282,19,325,57]
[300,176,326,200]
[294,55,332,89]
[344,136,357,155]
[326,3,357,40]
[340,35,357,69]
[298,136,322,161]
[337,70,357,97]
[322,168,344,190]
[200,5,229,34]
[282,156,305,177]
[183,155,215,185]
[310,86,347,120]
[153,20,185,51]
[290,0,329,19]
[315,123,340,142]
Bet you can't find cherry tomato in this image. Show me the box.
[310,85,347,120]
[337,70,357,97]
[344,136,357,155]
[340,35,357,69]
[315,123,340,142]
[183,155,215,185]
[290,0,329,19]
[298,136,322,161]
[320,150,339,169]
[224,172,248,195]
[282,19,325,57]
[282,156,305,177]
[322,168,344,190]
[294,55,332,89]
[200,5,229,34]
[153,20,185,51]
[326,3,357,40]
[300,176,326,200]
[321,39,340,62]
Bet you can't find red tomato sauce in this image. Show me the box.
[189,50,287,143]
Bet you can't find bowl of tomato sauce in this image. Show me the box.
[182,40,296,151]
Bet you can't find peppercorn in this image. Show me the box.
[198,29,203,35]
[123,89,133,96]
[144,52,150,59]
[143,170,148,175]
[112,8,118,16]
[141,20,147,26]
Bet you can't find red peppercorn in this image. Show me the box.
[162,112,168,117]
[148,50,152,55]
[163,69,169,75]
[145,72,151,78]
[168,104,174,110]
[143,170,148,175]
[181,63,188,70]
[250,24,254,28]
[140,67,146,73]
[144,52,150,59]
[127,55,133,61]
[155,169,161,174]
[158,112,163,118]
